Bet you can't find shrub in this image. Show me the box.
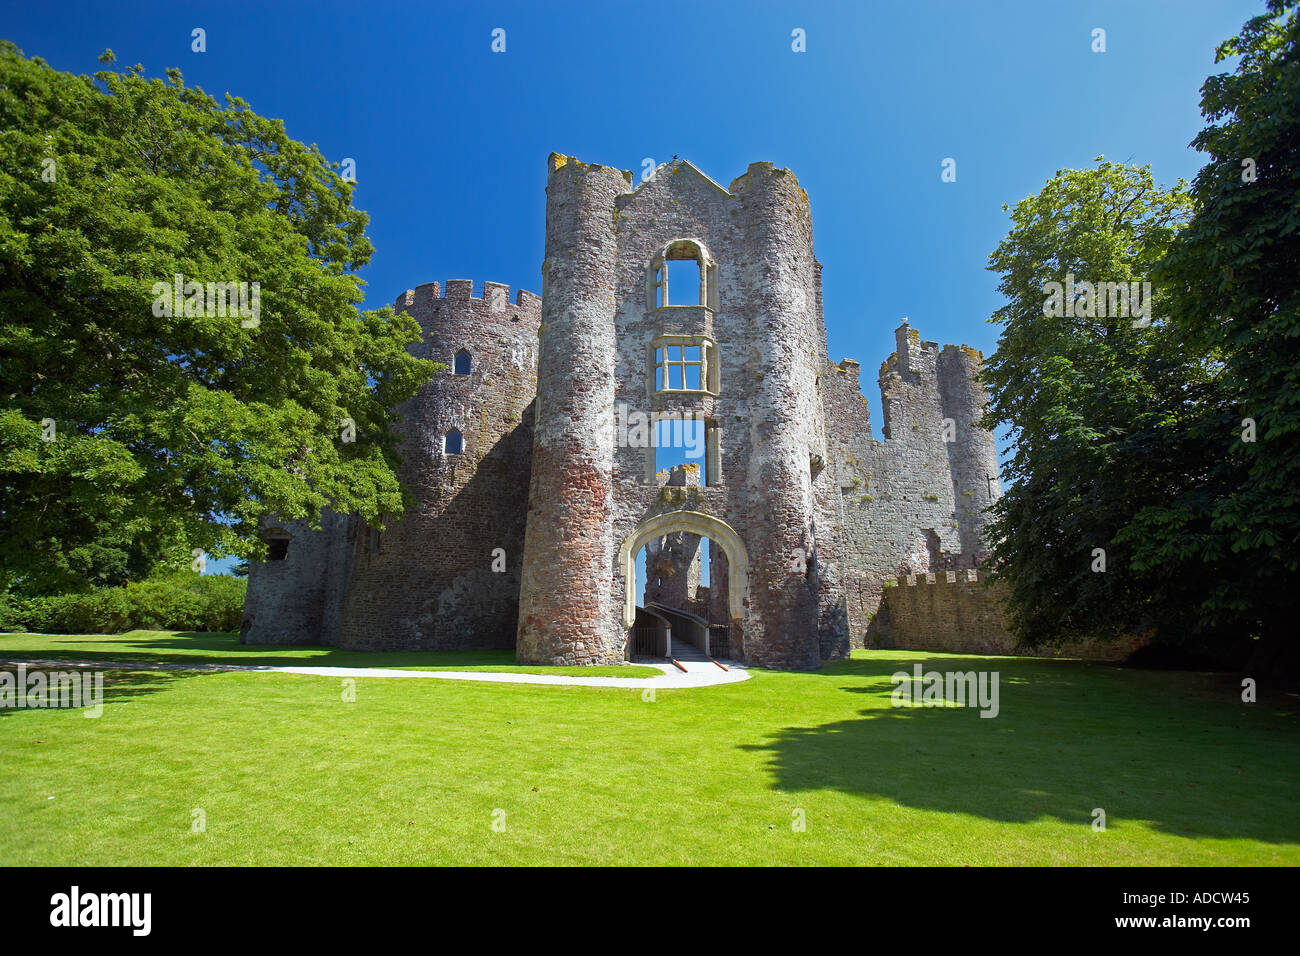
[0,573,246,633]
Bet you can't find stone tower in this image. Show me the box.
[516,155,845,670]
[515,157,630,665]
[242,279,541,649]
[241,152,1006,668]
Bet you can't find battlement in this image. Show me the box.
[729,160,810,206]
[395,281,542,327]
[899,569,983,586]
[878,324,942,382]
[548,152,635,187]
[942,343,985,361]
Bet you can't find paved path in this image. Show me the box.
[0,657,750,690]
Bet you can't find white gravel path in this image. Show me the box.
[0,657,751,690]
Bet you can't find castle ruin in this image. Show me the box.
[241,155,1005,670]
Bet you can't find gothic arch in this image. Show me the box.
[618,511,748,627]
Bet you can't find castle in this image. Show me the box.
[240,155,1004,670]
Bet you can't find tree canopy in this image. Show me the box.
[1127,0,1300,671]
[0,44,434,594]
[981,160,1197,648]
[983,0,1300,679]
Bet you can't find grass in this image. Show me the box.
[0,630,662,677]
[1,638,1297,865]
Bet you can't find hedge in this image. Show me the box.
[0,573,246,634]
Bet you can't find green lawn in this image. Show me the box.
[1,637,1296,865]
[0,630,662,677]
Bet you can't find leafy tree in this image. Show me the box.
[0,44,434,594]
[981,160,1197,647]
[1125,0,1300,679]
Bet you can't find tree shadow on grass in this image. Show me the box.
[742,653,1300,845]
[0,631,523,669]
[0,664,194,719]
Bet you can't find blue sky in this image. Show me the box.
[5,0,1262,580]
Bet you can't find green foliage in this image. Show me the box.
[0,44,435,594]
[1123,0,1300,656]
[981,159,1197,646]
[983,1,1300,677]
[3,573,246,633]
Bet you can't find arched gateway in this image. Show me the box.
[617,512,749,629]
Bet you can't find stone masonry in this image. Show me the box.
[242,155,1009,669]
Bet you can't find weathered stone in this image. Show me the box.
[242,155,1010,669]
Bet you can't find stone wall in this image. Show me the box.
[872,570,1142,661]
[332,280,540,651]
[241,509,356,645]
[824,323,1002,649]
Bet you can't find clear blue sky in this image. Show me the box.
[7,0,1257,398]
[6,0,1261,580]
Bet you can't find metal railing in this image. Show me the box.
[629,627,666,659]
[708,625,730,659]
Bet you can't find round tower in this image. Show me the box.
[727,162,828,669]
[516,155,632,665]
[937,345,1001,563]
[333,279,541,650]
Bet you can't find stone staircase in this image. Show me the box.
[668,638,712,662]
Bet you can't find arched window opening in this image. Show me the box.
[647,239,718,310]
[621,514,749,658]
[666,259,701,305]
[445,428,464,455]
[454,350,472,375]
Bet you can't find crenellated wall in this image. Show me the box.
[874,570,1142,661]
[824,323,1003,648]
